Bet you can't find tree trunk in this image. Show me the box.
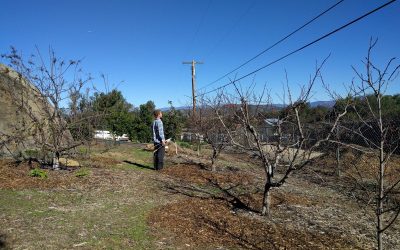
[377,169,384,250]
[211,158,216,172]
[197,136,201,156]
[377,96,384,250]
[336,145,341,177]
[377,212,382,250]
[211,147,217,171]
[377,137,385,250]
[336,126,341,177]
[262,170,273,216]
[261,183,271,216]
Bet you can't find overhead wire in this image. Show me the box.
[197,0,397,97]
[184,0,213,58]
[203,0,257,61]
[197,0,345,91]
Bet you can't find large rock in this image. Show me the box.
[0,64,73,157]
[59,158,80,167]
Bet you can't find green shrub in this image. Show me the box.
[77,147,88,155]
[176,141,191,148]
[75,168,90,178]
[29,168,48,179]
[24,149,39,158]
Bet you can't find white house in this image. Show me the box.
[94,130,129,141]
[94,130,113,140]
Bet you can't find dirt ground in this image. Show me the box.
[0,143,399,249]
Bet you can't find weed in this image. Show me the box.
[77,146,89,155]
[176,141,191,148]
[24,149,39,158]
[75,168,90,178]
[29,168,48,179]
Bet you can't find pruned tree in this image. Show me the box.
[214,59,349,216]
[66,87,104,157]
[196,92,231,171]
[1,46,93,168]
[343,39,400,250]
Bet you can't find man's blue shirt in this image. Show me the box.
[152,118,165,144]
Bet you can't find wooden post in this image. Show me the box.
[183,60,203,118]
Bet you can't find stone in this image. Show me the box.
[0,64,73,156]
[59,158,80,167]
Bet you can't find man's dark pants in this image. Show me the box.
[153,144,165,170]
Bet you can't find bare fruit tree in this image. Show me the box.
[1,47,93,169]
[345,39,400,250]
[214,60,349,216]
[196,92,231,171]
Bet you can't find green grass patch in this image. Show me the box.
[0,188,157,249]
[176,141,191,148]
[75,168,90,178]
[29,168,48,179]
[76,146,89,155]
[120,147,154,171]
[124,204,155,249]
[131,148,152,163]
[0,190,44,214]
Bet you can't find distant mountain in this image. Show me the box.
[160,106,191,112]
[161,101,335,112]
[309,101,336,108]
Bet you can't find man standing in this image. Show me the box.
[152,109,165,170]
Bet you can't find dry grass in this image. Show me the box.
[86,155,121,168]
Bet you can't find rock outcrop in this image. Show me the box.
[0,64,73,158]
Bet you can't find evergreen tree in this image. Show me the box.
[92,90,134,136]
[130,101,155,142]
[162,101,184,140]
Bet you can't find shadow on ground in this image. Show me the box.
[123,160,154,170]
[0,234,8,249]
[160,163,261,213]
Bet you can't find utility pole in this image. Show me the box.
[183,60,203,117]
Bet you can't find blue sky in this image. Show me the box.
[1,0,399,108]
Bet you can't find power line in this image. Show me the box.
[184,0,213,58]
[203,0,257,60]
[197,0,397,97]
[198,0,345,91]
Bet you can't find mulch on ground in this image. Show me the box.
[0,159,133,191]
[148,198,359,249]
[161,163,316,208]
[149,163,354,249]
[162,163,254,186]
[0,159,80,190]
[307,149,400,203]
